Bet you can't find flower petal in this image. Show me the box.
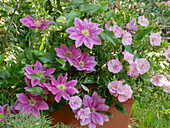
[16,93,29,104]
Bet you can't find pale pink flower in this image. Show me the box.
[20,15,54,30]
[55,44,81,65]
[122,50,134,63]
[162,82,170,94]
[164,49,170,61]
[105,21,112,30]
[15,93,49,118]
[110,25,123,38]
[122,30,132,45]
[126,18,140,33]
[108,81,124,97]
[69,96,82,110]
[151,74,168,86]
[150,33,161,46]
[44,73,79,102]
[127,63,139,78]
[73,52,97,73]
[108,59,123,73]
[138,15,149,27]
[75,107,91,123]
[135,58,150,74]
[118,84,133,102]
[66,17,103,49]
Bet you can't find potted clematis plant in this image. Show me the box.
[4,1,169,128]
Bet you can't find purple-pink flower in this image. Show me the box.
[20,15,54,30]
[66,17,103,49]
[122,50,134,63]
[138,15,149,27]
[55,44,81,65]
[135,58,150,74]
[109,25,123,38]
[75,92,109,128]
[73,52,97,73]
[44,73,79,102]
[69,96,82,110]
[150,33,161,46]
[122,30,132,45]
[0,104,8,122]
[24,60,56,91]
[15,93,49,118]
[164,48,170,61]
[151,74,168,86]
[127,63,139,78]
[108,59,123,73]
[126,18,140,33]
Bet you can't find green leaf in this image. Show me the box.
[69,0,84,5]
[56,58,66,66]
[135,26,154,40]
[39,43,45,51]
[53,98,66,109]
[29,74,41,81]
[0,70,10,79]
[83,76,96,84]
[0,53,5,64]
[102,111,113,117]
[100,29,115,45]
[104,10,114,21]
[0,78,4,85]
[29,50,45,56]
[124,45,133,54]
[115,101,128,115]
[80,4,101,14]
[27,87,47,100]
[36,71,45,79]
[67,9,81,26]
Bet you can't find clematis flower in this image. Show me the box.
[122,50,134,63]
[55,44,81,66]
[150,33,161,46]
[69,96,82,110]
[24,60,56,92]
[138,15,149,27]
[75,92,109,128]
[73,52,97,73]
[108,59,123,73]
[20,15,54,30]
[151,74,168,86]
[108,81,124,97]
[164,49,170,61]
[127,63,139,78]
[126,18,140,33]
[44,73,79,102]
[15,93,49,118]
[135,58,150,74]
[110,25,123,38]
[118,84,133,102]
[66,17,103,49]
[0,104,8,122]
[122,30,132,45]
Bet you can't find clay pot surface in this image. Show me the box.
[47,93,135,128]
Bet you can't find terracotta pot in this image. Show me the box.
[47,93,135,128]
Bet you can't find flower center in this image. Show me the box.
[57,84,66,91]
[0,114,3,119]
[35,20,42,25]
[65,51,71,57]
[29,99,35,106]
[82,29,89,36]
[78,61,84,67]
[90,107,95,113]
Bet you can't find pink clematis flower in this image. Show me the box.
[122,30,132,45]
[135,58,150,74]
[75,92,109,128]
[24,60,56,91]
[55,44,81,66]
[108,59,123,73]
[151,74,168,86]
[44,73,79,102]
[110,25,123,38]
[138,15,149,27]
[69,96,82,110]
[150,33,161,46]
[0,104,8,122]
[127,63,139,78]
[15,93,49,118]
[20,15,54,30]
[66,17,103,49]
[108,81,124,97]
[73,52,97,73]
[164,49,170,61]
[122,50,134,63]
[126,18,140,33]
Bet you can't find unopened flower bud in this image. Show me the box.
[101,64,106,69]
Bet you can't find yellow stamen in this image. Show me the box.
[57,84,66,91]
[82,29,89,36]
